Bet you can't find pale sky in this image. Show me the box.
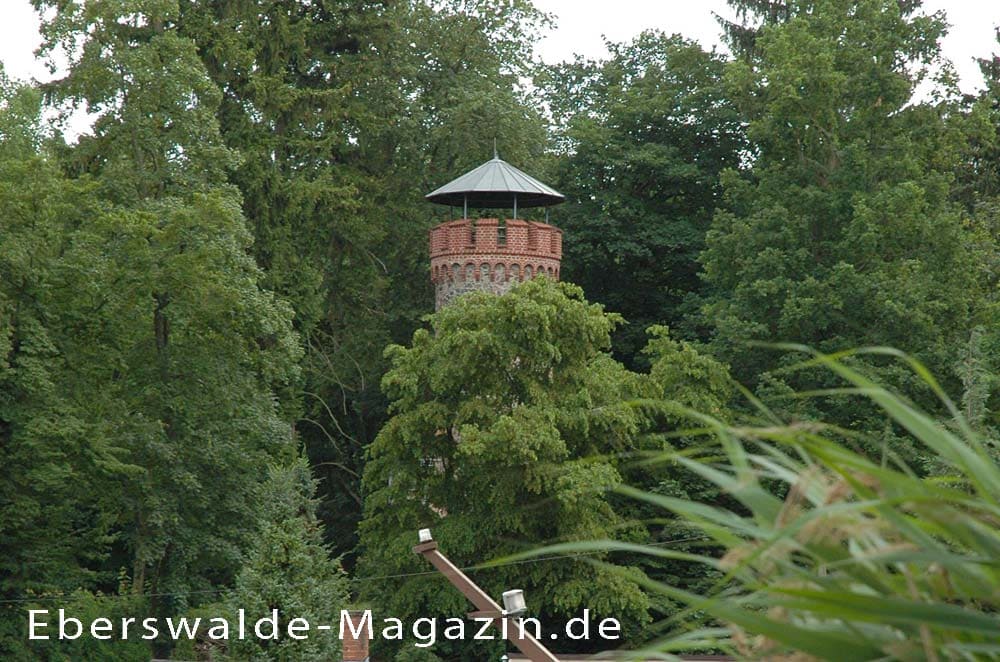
[1,1,998,99]
[532,0,1000,93]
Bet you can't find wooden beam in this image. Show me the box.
[413,541,560,662]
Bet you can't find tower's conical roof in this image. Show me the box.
[425,156,565,209]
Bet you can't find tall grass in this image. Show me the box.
[514,348,1000,660]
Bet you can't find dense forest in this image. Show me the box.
[3,0,1000,659]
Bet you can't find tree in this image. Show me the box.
[947,28,1000,433]
[608,325,736,643]
[0,74,141,657]
[542,32,745,366]
[171,0,553,561]
[357,279,650,658]
[973,34,1000,200]
[951,43,1000,209]
[171,0,402,563]
[700,0,984,433]
[318,0,553,561]
[223,458,351,662]
[715,0,793,58]
[26,3,304,655]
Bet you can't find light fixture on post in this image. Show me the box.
[502,589,527,617]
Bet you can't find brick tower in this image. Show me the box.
[425,154,565,309]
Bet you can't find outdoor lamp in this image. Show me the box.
[502,589,527,616]
[418,528,433,543]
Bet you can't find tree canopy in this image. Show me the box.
[358,280,650,656]
[5,0,1000,658]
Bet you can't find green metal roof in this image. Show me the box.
[425,157,565,209]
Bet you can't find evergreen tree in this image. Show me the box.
[172,0,401,561]
[225,458,351,662]
[332,0,552,561]
[716,0,793,58]
[948,29,1000,432]
[171,0,553,561]
[10,1,1000,657]
[951,41,1000,209]
[975,36,1000,200]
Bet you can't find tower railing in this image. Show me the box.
[429,218,562,261]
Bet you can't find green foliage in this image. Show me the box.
[170,0,399,557]
[8,0,1000,658]
[544,32,745,364]
[643,325,734,418]
[613,351,1000,660]
[607,327,737,644]
[358,279,650,656]
[700,0,983,433]
[9,592,152,661]
[6,4,306,656]
[716,0,793,58]
[225,458,350,661]
[948,28,1000,430]
[0,91,121,610]
[170,0,554,560]
[394,646,445,662]
[33,0,237,200]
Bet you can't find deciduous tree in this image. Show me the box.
[357,280,650,657]
[543,33,745,365]
[700,0,983,434]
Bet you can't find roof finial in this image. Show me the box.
[493,137,498,160]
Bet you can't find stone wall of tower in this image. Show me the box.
[429,218,562,309]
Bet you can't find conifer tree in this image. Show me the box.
[716,0,793,58]
[171,0,553,559]
[225,458,350,662]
